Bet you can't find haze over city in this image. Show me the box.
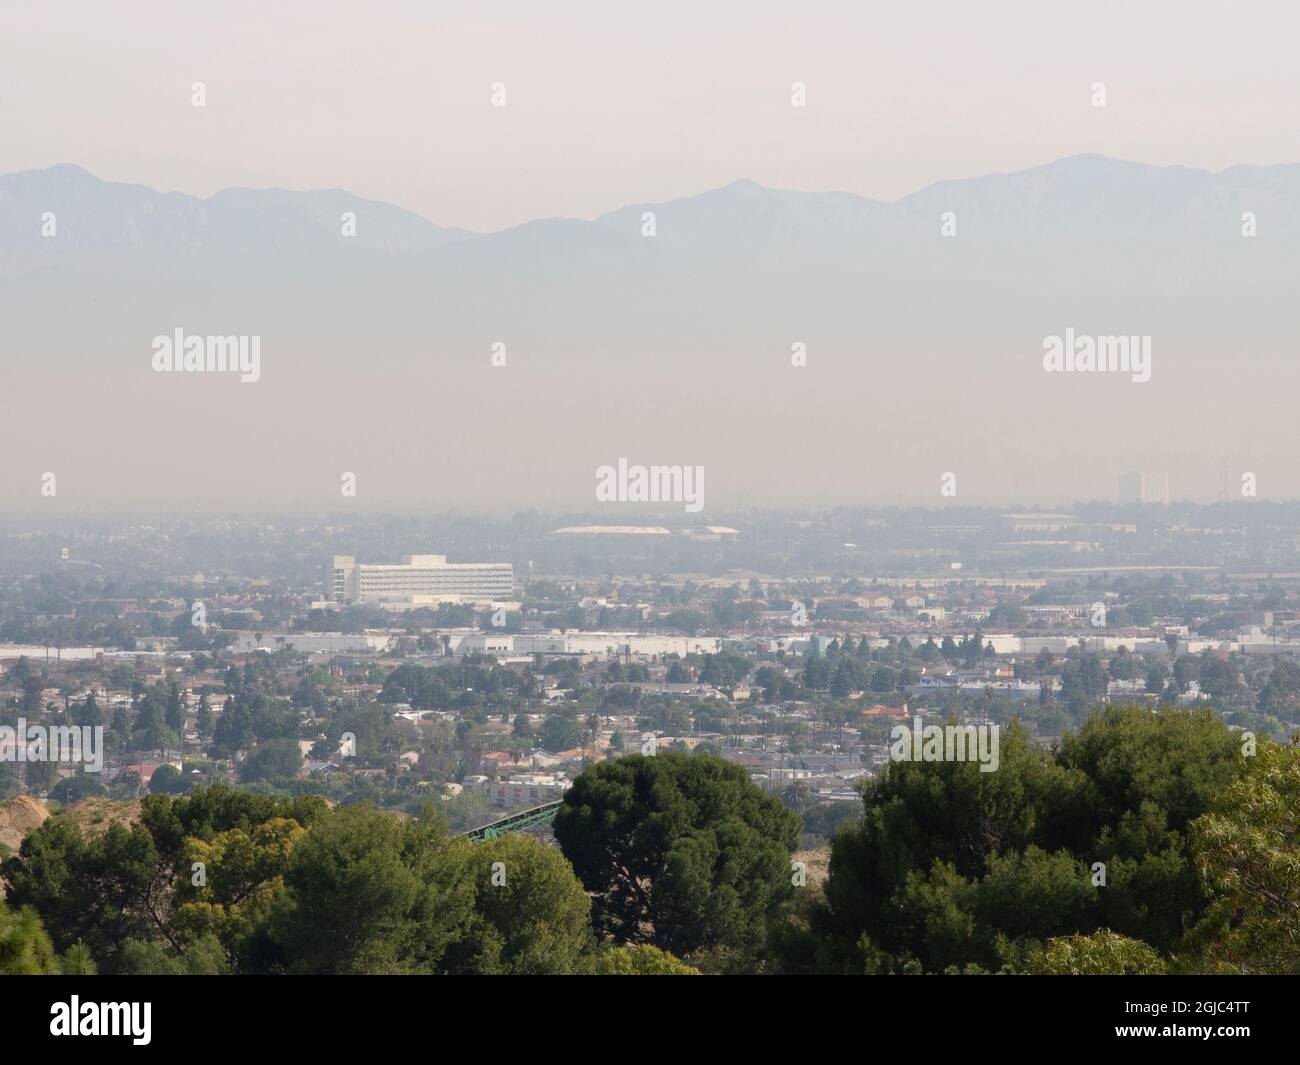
[3,1,1297,509]
[2,151,1298,509]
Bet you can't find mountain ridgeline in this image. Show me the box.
[2,156,1298,506]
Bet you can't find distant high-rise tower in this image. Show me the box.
[1118,471,1170,505]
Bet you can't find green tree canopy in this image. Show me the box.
[796,706,1247,973]
[1023,929,1167,975]
[586,944,701,974]
[439,833,592,974]
[554,751,800,964]
[0,898,60,975]
[1189,737,1300,973]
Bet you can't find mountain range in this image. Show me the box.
[4,155,1300,278]
[2,156,1297,507]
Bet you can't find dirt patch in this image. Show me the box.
[60,797,142,838]
[0,795,50,853]
[793,847,830,889]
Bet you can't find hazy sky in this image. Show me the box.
[3,0,1297,230]
[3,2,1299,511]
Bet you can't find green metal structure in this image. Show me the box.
[464,800,563,841]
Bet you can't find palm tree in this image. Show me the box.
[782,779,814,813]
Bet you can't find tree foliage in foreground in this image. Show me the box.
[1022,929,1167,975]
[0,897,94,975]
[1188,738,1300,973]
[3,708,1297,976]
[554,751,801,967]
[776,706,1252,973]
[586,944,701,975]
[1,785,596,974]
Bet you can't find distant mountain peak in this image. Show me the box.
[43,162,95,177]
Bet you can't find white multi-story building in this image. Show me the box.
[331,554,513,607]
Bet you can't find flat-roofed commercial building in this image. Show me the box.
[331,554,513,607]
